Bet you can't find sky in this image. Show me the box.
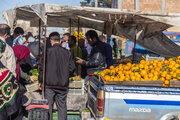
[0,0,82,33]
[0,0,82,23]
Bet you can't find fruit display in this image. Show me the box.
[69,75,82,81]
[94,70,101,75]
[30,69,38,77]
[100,56,180,87]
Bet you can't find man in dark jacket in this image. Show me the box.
[39,32,75,120]
[76,30,106,74]
[99,36,113,68]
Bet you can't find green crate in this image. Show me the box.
[53,111,81,120]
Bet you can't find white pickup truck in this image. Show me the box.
[88,75,180,120]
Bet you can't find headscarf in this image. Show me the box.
[0,40,19,112]
[13,35,28,47]
[12,45,30,80]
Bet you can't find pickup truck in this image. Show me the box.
[88,75,180,120]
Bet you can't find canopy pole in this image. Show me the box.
[42,25,47,99]
[38,19,41,95]
[38,19,41,60]
[78,18,80,39]
[69,18,72,34]
[77,18,80,75]
[132,26,138,63]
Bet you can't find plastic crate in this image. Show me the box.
[25,82,39,92]
[68,80,84,95]
[28,108,49,120]
[53,111,81,120]
[69,80,84,89]
[145,55,165,61]
[68,88,84,95]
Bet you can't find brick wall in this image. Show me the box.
[139,0,161,12]
[114,0,180,13]
[166,0,180,13]
[122,0,134,10]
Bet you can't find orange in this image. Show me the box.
[164,60,169,64]
[168,58,173,61]
[125,76,130,81]
[140,60,145,64]
[155,67,160,72]
[127,63,132,67]
[114,77,119,81]
[145,61,150,65]
[150,61,154,64]
[164,80,170,85]
[170,61,176,66]
[157,62,162,67]
[168,65,173,69]
[166,75,171,80]
[153,71,159,76]
[148,73,154,78]
[131,76,136,81]
[176,69,180,74]
[154,59,158,63]
[149,65,153,69]
[104,75,110,81]
[160,77,165,81]
[161,71,167,77]
[120,75,125,81]
[152,76,158,81]
[110,66,114,70]
[173,73,177,78]
[140,70,147,76]
[144,65,149,70]
[175,64,179,68]
[177,56,180,60]
[139,64,144,69]
[172,67,176,71]
[100,72,105,77]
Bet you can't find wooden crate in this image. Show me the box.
[101,76,180,87]
[170,80,180,88]
[100,76,164,87]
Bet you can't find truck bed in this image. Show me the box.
[88,76,180,120]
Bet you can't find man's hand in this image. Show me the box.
[76,57,84,64]
[38,84,42,90]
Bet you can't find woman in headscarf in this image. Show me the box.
[0,40,20,120]
[12,45,30,81]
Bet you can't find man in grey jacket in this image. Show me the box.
[0,24,16,76]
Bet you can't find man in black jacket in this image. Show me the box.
[40,32,75,120]
[76,30,106,74]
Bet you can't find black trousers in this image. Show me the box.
[45,88,68,120]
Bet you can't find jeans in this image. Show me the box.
[45,88,68,120]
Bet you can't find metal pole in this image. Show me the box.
[132,26,138,63]
[95,0,98,7]
[38,19,41,94]
[134,0,139,11]
[42,25,47,99]
[77,18,80,75]
[161,0,166,14]
[38,19,41,59]
[69,18,72,34]
[78,18,80,41]
[118,0,122,10]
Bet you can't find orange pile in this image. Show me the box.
[101,56,180,87]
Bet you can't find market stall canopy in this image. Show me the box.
[3,3,180,57]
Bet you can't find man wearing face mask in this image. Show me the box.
[76,30,106,75]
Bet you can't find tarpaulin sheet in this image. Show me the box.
[3,4,180,57]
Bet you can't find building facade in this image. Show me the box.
[112,0,180,13]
